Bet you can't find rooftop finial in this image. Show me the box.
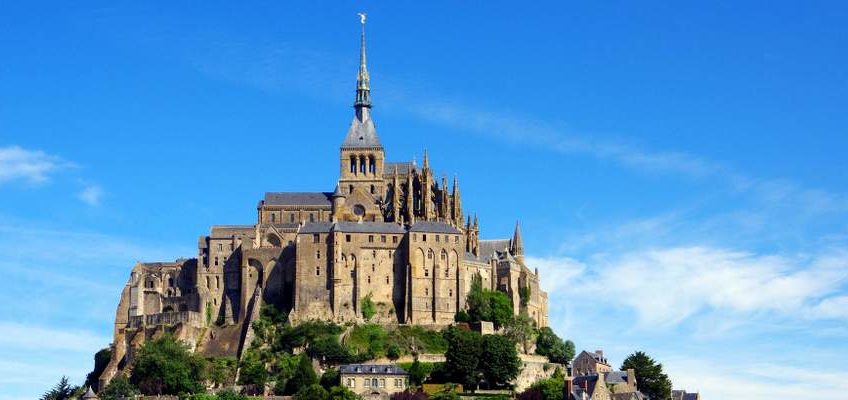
[354,12,371,114]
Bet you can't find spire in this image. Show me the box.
[423,149,430,170]
[512,221,524,261]
[354,12,371,112]
[341,13,381,149]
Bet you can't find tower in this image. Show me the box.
[511,221,524,264]
[338,13,385,221]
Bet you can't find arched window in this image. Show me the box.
[206,276,210,289]
[270,213,276,223]
[168,277,174,287]
[441,250,447,260]
[349,184,354,194]
[216,276,220,289]
[360,155,366,174]
[350,155,357,174]
[369,156,376,174]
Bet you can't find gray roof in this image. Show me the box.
[264,192,333,206]
[409,221,462,234]
[572,375,600,398]
[341,115,381,149]
[334,221,406,234]
[606,371,629,384]
[210,225,255,237]
[299,222,334,234]
[384,161,414,175]
[339,364,407,375]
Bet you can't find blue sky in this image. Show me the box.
[1,2,847,399]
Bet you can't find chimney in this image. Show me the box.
[564,377,574,400]
[595,349,604,358]
[627,368,636,390]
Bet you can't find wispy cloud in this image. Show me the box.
[0,145,70,186]
[532,247,848,329]
[78,184,104,206]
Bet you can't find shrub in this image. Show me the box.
[361,293,376,320]
[99,374,137,400]
[129,335,206,395]
[296,384,329,400]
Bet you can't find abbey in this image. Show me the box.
[99,19,547,388]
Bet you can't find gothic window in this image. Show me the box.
[360,155,366,174]
[369,156,376,174]
[441,250,447,260]
[428,249,434,259]
[370,184,375,194]
[217,243,223,251]
[350,155,357,174]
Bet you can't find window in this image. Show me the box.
[428,250,434,259]
[346,235,351,242]
[313,234,320,243]
[368,235,374,243]
[381,235,386,243]
[216,276,220,289]
[424,268,429,277]
[445,267,449,278]
[380,379,385,388]
[217,243,223,251]
[424,287,428,296]
[316,250,321,259]
[367,276,371,284]
[350,156,357,174]
[214,257,219,266]
[271,214,276,223]
[449,289,453,297]
[393,236,398,244]
[423,234,427,242]
[441,251,447,260]
[309,213,315,222]
[168,278,174,287]
[370,184,375,194]
[290,214,295,223]
[364,379,370,388]
[372,379,378,387]
[316,266,321,276]
[386,276,390,284]
[436,235,440,242]
[455,236,459,243]
[349,184,354,194]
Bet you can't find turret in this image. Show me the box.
[511,221,524,264]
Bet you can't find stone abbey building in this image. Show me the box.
[100,18,548,387]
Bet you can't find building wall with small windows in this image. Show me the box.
[339,364,409,397]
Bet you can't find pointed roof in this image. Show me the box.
[82,387,98,400]
[342,13,382,149]
[511,221,524,255]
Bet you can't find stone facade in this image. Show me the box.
[573,350,613,377]
[99,19,548,388]
[339,364,409,398]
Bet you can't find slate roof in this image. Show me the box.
[384,161,415,175]
[606,371,630,384]
[333,221,406,234]
[409,221,462,234]
[339,364,407,375]
[299,222,334,234]
[210,225,254,237]
[264,192,333,206]
[341,115,381,149]
[572,375,601,398]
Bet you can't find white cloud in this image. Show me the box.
[810,296,848,320]
[0,145,69,185]
[533,247,848,328]
[78,184,104,206]
[0,321,110,353]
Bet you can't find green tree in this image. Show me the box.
[465,274,491,322]
[503,314,536,354]
[320,368,340,390]
[524,369,564,400]
[407,359,427,386]
[534,327,574,364]
[386,344,402,360]
[479,335,521,388]
[85,347,112,391]
[217,388,248,400]
[207,357,238,388]
[296,384,329,400]
[485,291,514,328]
[285,355,318,394]
[39,376,78,400]
[130,335,206,395]
[621,351,673,400]
[238,350,268,388]
[328,385,361,400]
[99,374,138,400]
[442,327,482,390]
[361,293,376,320]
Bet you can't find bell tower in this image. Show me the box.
[338,13,385,221]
